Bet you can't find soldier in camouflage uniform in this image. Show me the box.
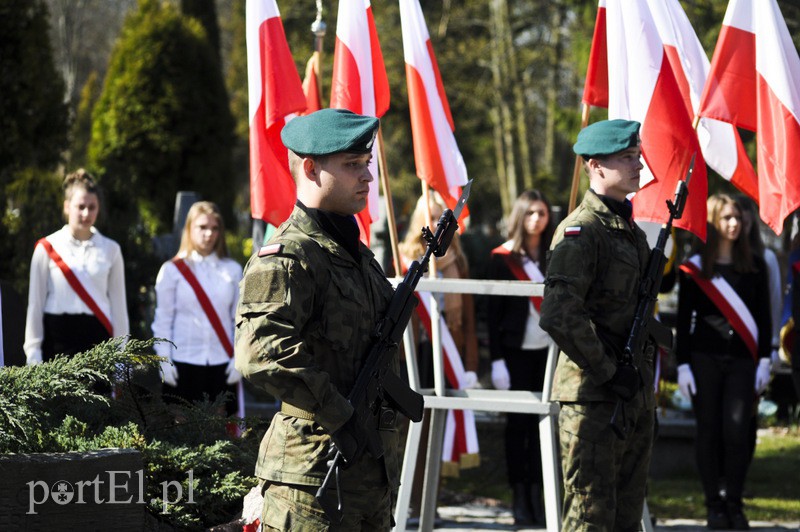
[540,119,656,532]
[235,109,400,531]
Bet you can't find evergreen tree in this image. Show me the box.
[0,0,69,288]
[88,0,235,237]
[88,0,235,336]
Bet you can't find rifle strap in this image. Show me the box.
[281,403,315,420]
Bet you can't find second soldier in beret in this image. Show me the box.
[235,108,401,529]
[540,119,656,531]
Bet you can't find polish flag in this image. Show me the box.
[246,0,307,226]
[582,0,608,107]
[606,0,707,240]
[699,0,800,234]
[301,52,322,114]
[400,0,469,218]
[330,0,390,245]
[649,0,758,201]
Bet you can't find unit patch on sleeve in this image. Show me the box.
[564,226,582,237]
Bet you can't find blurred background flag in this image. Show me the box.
[246,0,307,227]
[330,0,390,245]
[605,0,708,239]
[699,0,800,234]
[400,0,469,221]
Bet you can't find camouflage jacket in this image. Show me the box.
[235,205,400,489]
[540,190,655,408]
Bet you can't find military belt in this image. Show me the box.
[280,403,315,420]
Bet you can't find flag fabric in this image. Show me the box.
[414,292,480,472]
[605,0,708,240]
[582,0,608,107]
[699,0,800,234]
[399,0,469,217]
[330,0,390,245]
[302,52,323,114]
[649,0,758,200]
[246,0,307,226]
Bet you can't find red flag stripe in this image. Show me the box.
[582,0,609,107]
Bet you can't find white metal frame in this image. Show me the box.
[389,278,653,532]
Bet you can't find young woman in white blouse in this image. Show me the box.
[152,201,243,415]
[24,170,129,364]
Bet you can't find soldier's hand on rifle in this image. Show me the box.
[676,363,696,399]
[331,412,369,468]
[607,364,641,401]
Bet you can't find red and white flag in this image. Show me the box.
[699,0,800,234]
[302,52,323,115]
[649,0,758,201]
[400,0,469,218]
[330,0,390,245]
[246,0,307,226]
[605,0,708,239]
[582,0,608,108]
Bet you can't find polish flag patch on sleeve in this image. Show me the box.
[564,226,582,237]
[258,243,283,257]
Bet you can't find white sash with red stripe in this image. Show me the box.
[172,258,244,419]
[492,243,543,312]
[38,238,113,336]
[680,255,758,360]
[415,292,480,465]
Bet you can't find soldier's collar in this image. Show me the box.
[586,190,632,231]
[296,201,362,262]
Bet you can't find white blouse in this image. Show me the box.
[24,226,129,363]
[151,251,243,366]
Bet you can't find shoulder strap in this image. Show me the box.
[172,258,233,358]
[37,238,113,336]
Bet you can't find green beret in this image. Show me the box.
[281,108,379,156]
[573,119,641,158]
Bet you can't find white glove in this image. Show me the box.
[462,370,479,389]
[755,358,771,394]
[491,359,511,390]
[160,359,179,387]
[677,363,696,400]
[225,358,242,385]
[26,350,43,365]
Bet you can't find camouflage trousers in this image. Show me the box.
[261,481,393,531]
[558,400,654,532]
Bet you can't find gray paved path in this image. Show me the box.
[415,504,800,531]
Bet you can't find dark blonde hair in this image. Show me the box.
[699,193,753,277]
[176,201,229,258]
[506,190,554,271]
[399,193,467,272]
[63,169,99,201]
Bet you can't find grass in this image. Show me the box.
[437,417,800,523]
[648,426,800,522]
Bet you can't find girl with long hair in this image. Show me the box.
[675,194,772,530]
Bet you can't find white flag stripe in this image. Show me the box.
[245,0,278,123]
[757,0,800,122]
[337,0,377,117]
[606,0,661,189]
[723,0,754,31]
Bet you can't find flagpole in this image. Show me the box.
[377,128,403,275]
[311,1,325,104]
[568,103,591,213]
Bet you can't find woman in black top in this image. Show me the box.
[675,194,772,530]
[487,190,554,526]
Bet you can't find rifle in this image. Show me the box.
[316,181,473,523]
[610,155,695,439]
